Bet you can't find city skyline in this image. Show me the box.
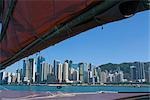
[0,56,149,85]
[1,10,149,73]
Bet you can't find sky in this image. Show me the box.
[1,10,150,72]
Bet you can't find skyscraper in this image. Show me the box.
[116,71,124,82]
[93,67,98,83]
[88,63,93,83]
[148,66,150,83]
[72,69,79,81]
[135,62,146,82]
[41,62,49,82]
[23,58,36,83]
[79,63,84,83]
[0,72,3,84]
[96,67,101,83]
[7,72,12,84]
[49,64,53,75]
[23,59,29,82]
[16,69,21,83]
[130,66,137,82]
[63,62,69,82]
[144,62,150,83]
[37,56,45,83]
[23,59,26,80]
[54,60,60,82]
[100,71,107,83]
[83,63,88,83]
[58,63,63,83]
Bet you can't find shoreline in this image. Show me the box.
[1,83,150,87]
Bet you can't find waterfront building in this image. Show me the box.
[46,64,54,83]
[95,67,101,83]
[135,62,146,82]
[1,72,8,84]
[130,66,137,82]
[16,69,21,83]
[72,69,79,81]
[112,72,117,82]
[87,63,93,83]
[41,62,49,82]
[23,58,36,83]
[65,60,73,80]
[32,59,37,83]
[37,56,45,83]
[0,72,3,83]
[83,63,88,83]
[20,69,24,82]
[69,67,74,81]
[100,71,107,83]
[0,71,5,81]
[28,58,36,83]
[12,74,17,83]
[23,60,26,80]
[93,67,98,83]
[63,62,69,82]
[23,59,29,82]
[116,71,124,82]
[148,66,150,83]
[107,73,113,82]
[7,72,12,84]
[49,64,53,75]
[54,60,60,82]
[79,63,84,83]
[58,63,63,83]
[144,62,150,83]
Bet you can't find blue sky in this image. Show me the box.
[2,10,150,72]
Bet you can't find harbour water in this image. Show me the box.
[0,85,149,93]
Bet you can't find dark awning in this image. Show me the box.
[0,0,149,70]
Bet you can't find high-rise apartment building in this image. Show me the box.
[41,62,49,82]
[63,62,69,82]
[135,62,146,82]
[37,56,45,83]
[58,63,63,83]
[54,60,60,82]
[100,71,107,83]
[79,63,84,83]
[130,66,137,82]
[23,58,36,83]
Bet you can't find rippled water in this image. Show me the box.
[0,85,149,93]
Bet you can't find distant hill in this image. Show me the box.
[99,62,150,80]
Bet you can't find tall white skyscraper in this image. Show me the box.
[7,72,12,84]
[58,63,63,83]
[16,69,21,83]
[63,62,69,82]
[41,62,49,82]
[32,58,36,83]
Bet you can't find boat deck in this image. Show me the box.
[0,90,150,100]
